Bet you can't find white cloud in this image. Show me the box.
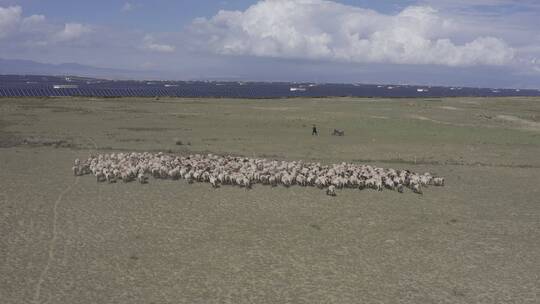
[0,5,22,38]
[145,43,175,52]
[20,14,46,33]
[0,6,48,38]
[22,14,45,25]
[121,2,142,13]
[0,5,91,44]
[142,35,175,53]
[53,23,92,42]
[191,0,515,66]
[122,2,134,12]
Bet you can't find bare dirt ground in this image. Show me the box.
[1,97,539,304]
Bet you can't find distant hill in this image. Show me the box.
[0,58,159,80]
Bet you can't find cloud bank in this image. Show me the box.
[142,35,176,53]
[1,6,39,38]
[0,5,91,43]
[191,0,515,66]
[54,23,93,42]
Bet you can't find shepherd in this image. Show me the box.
[312,124,318,136]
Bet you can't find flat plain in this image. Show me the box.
[1,96,539,304]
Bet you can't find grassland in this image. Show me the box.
[1,96,539,303]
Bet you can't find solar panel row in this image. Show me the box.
[0,85,537,98]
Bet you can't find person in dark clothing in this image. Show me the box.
[312,124,318,136]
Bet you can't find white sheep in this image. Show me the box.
[411,182,423,194]
[432,177,445,186]
[73,152,444,197]
[137,173,148,184]
[326,185,337,196]
[209,176,219,188]
[95,171,105,182]
[296,175,306,186]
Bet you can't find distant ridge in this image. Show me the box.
[0,58,157,80]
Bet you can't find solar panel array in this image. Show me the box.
[1,75,539,98]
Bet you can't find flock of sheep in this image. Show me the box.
[72,152,444,196]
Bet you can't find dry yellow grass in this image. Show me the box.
[1,97,539,304]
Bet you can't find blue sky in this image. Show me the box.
[1,0,540,88]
